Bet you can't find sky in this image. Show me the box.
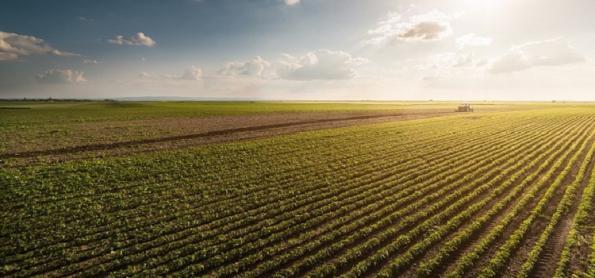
[1,0,595,101]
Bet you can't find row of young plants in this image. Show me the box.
[161,114,572,276]
[126,141,511,276]
[554,142,595,277]
[590,232,595,278]
[1,111,588,276]
[4,112,508,236]
[3,112,474,204]
[198,116,584,276]
[553,153,595,277]
[47,114,564,276]
[72,114,588,276]
[3,112,520,274]
[2,118,466,264]
[477,125,593,278]
[2,126,385,222]
[250,116,581,278]
[67,114,536,276]
[517,142,595,277]
[3,125,405,224]
[414,120,593,277]
[17,119,512,276]
[444,122,593,277]
[342,119,590,278]
[4,112,544,237]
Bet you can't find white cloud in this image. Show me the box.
[488,38,585,74]
[0,31,78,61]
[36,69,87,84]
[180,66,203,80]
[367,10,453,45]
[109,32,156,47]
[398,21,451,41]
[284,0,300,6]
[218,56,272,78]
[456,34,493,49]
[217,51,366,81]
[277,50,368,80]
[139,66,203,81]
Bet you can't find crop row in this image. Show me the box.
[415,122,594,277]
[129,114,584,276]
[444,125,591,277]
[346,119,592,277]
[2,109,593,277]
[2,112,517,242]
[4,113,536,276]
[159,116,592,276]
[478,125,593,278]
[260,116,589,278]
[56,113,560,276]
[518,142,594,277]
[553,142,595,277]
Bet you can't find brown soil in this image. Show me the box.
[1,111,453,165]
[399,129,567,277]
[531,144,595,277]
[459,125,591,278]
[502,138,593,277]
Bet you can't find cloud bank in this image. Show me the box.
[284,0,300,6]
[0,31,78,61]
[139,66,204,81]
[36,69,87,84]
[368,11,452,45]
[218,50,366,81]
[218,56,272,78]
[277,50,368,80]
[489,38,585,74]
[180,66,203,80]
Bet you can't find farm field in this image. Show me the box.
[1,101,594,277]
[0,101,523,163]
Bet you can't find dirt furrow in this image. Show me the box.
[531,139,595,277]
[1,112,451,161]
[501,138,594,277]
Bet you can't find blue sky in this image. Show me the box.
[1,0,595,100]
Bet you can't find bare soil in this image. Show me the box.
[0,111,454,165]
[459,128,589,278]
[532,144,595,277]
[502,138,593,277]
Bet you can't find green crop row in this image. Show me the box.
[416,119,592,277]
[277,116,582,278]
[553,147,595,277]
[479,124,593,278]
[6,115,516,276]
[1,107,593,277]
[71,112,548,276]
[363,120,590,278]
[518,143,595,277]
[446,121,593,278]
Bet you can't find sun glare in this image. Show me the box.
[464,0,507,10]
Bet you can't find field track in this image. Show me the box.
[0,111,449,160]
[1,106,594,277]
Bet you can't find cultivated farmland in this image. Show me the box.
[0,101,594,277]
